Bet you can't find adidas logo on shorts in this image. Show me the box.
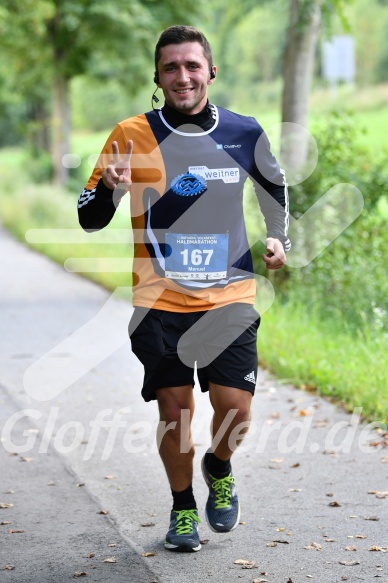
[244,370,256,384]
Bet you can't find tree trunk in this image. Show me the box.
[52,72,70,186]
[29,101,51,154]
[281,0,322,171]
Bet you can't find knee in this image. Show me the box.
[157,388,194,427]
[160,401,186,426]
[214,394,252,424]
[230,401,251,424]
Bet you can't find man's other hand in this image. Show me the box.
[262,237,286,270]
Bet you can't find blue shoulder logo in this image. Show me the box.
[171,173,207,196]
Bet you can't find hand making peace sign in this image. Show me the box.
[102,139,133,192]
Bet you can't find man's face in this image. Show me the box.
[156,42,215,115]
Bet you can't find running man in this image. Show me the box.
[78,25,289,552]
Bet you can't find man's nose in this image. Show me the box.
[176,67,190,83]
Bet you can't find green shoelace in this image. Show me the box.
[174,509,200,535]
[212,475,235,509]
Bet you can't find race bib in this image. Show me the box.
[165,233,228,281]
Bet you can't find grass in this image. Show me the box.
[258,298,388,423]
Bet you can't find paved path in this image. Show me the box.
[0,226,387,583]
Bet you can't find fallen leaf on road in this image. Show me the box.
[0,503,13,509]
[339,560,360,566]
[107,543,116,547]
[2,565,15,570]
[273,540,289,544]
[141,522,155,527]
[141,552,156,557]
[8,529,25,534]
[345,546,357,551]
[234,559,256,569]
[375,492,388,499]
[266,542,277,547]
[369,546,388,552]
[304,542,322,550]
[364,516,380,521]
[355,535,367,539]
[97,510,109,515]
[85,553,95,559]
[73,572,87,577]
[253,579,268,582]
[329,501,341,507]
[20,457,33,462]
[1,521,11,525]
[200,539,209,544]
[102,557,117,563]
[289,488,302,492]
[104,475,116,480]
[290,463,300,468]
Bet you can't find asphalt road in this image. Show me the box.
[0,226,387,583]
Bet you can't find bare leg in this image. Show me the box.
[208,382,252,460]
[156,385,195,492]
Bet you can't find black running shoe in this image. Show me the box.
[201,456,240,533]
[164,509,201,552]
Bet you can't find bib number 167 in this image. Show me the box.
[180,248,214,266]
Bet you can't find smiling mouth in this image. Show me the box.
[174,89,193,95]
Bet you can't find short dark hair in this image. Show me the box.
[154,25,213,72]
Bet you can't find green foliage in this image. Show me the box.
[209,0,287,110]
[71,77,145,132]
[23,148,54,183]
[350,0,388,85]
[290,110,386,215]
[0,0,205,156]
[375,25,388,81]
[282,110,388,333]
[321,0,354,34]
[1,0,205,84]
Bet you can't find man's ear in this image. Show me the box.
[208,66,217,84]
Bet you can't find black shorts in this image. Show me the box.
[128,303,260,402]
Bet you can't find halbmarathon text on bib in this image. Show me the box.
[165,233,229,281]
